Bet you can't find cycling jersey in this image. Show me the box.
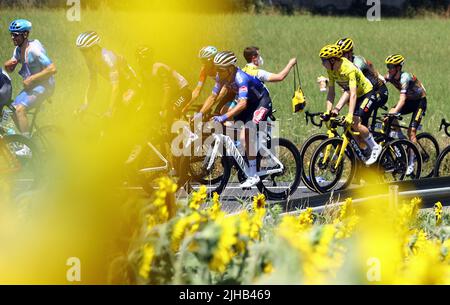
[353,55,385,90]
[212,68,268,100]
[242,63,272,83]
[213,68,271,124]
[89,48,138,89]
[385,71,426,100]
[0,69,12,105]
[327,57,373,98]
[12,40,54,84]
[11,40,55,108]
[196,64,215,88]
[152,63,189,92]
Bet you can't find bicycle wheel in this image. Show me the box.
[2,135,41,192]
[416,132,439,178]
[434,146,450,177]
[309,137,356,194]
[32,125,64,157]
[257,138,302,200]
[187,154,232,197]
[377,139,422,182]
[299,133,328,192]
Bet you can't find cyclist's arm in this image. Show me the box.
[390,93,407,113]
[326,85,335,112]
[4,49,19,73]
[334,91,350,112]
[191,67,207,102]
[4,59,18,73]
[26,49,57,84]
[267,58,297,82]
[84,69,98,106]
[224,97,247,119]
[347,71,358,115]
[26,63,57,85]
[348,87,357,115]
[199,79,225,114]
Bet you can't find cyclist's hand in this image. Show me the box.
[331,108,339,117]
[289,58,297,67]
[345,113,354,125]
[23,76,35,89]
[320,111,331,122]
[212,114,228,123]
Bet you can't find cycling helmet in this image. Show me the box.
[213,51,237,68]
[199,46,218,60]
[9,19,32,33]
[385,54,405,66]
[76,31,100,49]
[336,38,354,52]
[319,44,342,59]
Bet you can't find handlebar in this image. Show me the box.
[440,118,450,137]
[305,110,323,127]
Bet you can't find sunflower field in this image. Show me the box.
[123,178,450,285]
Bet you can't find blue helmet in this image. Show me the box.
[9,19,32,33]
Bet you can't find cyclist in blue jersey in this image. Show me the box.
[211,51,273,188]
[75,31,139,118]
[4,19,57,155]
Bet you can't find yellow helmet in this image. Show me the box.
[385,54,405,65]
[336,38,354,52]
[319,44,342,59]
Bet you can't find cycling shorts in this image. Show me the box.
[400,97,427,129]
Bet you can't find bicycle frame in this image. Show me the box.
[206,131,284,178]
[321,119,364,170]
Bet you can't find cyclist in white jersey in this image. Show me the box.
[76,31,139,118]
[4,19,57,156]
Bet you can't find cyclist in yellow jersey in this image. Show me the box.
[242,46,297,83]
[319,44,382,166]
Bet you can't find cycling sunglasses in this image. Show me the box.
[11,32,24,37]
[386,64,398,70]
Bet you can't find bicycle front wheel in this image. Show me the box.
[416,132,439,178]
[309,137,356,194]
[257,138,302,200]
[377,139,422,182]
[299,133,328,192]
[434,146,450,177]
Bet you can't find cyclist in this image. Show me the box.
[4,19,57,155]
[335,38,388,127]
[384,54,427,175]
[242,46,297,83]
[75,31,139,118]
[319,44,381,166]
[135,46,191,122]
[211,51,273,188]
[183,46,218,113]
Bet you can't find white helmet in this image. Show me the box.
[213,51,237,68]
[199,46,218,60]
[76,31,100,49]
